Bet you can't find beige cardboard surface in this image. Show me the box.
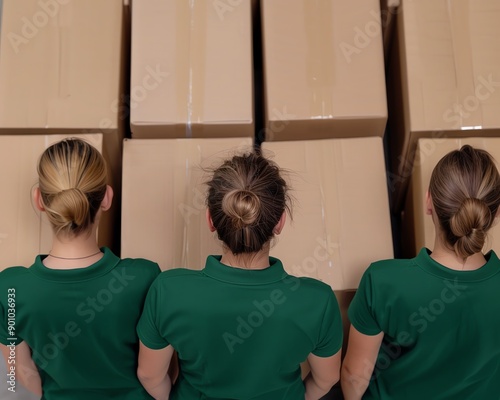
[0,134,103,271]
[262,0,387,141]
[121,138,253,269]
[0,0,125,252]
[130,0,254,139]
[262,137,393,290]
[0,0,124,134]
[388,0,500,213]
[402,138,500,258]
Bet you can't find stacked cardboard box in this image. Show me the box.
[0,0,126,266]
[261,0,387,141]
[130,0,254,139]
[262,138,393,290]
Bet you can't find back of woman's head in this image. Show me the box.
[429,145,500,259]
[37,138,108,237]
[206,153,291,254]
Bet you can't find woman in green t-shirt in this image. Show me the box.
[342,145,500,399]
[0,138,160,399]
[137,153,343,400]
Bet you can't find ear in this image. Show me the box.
[273,212,287,235]
[425,190,433,216]
[100,185,113,212]
[33,187,45,212]
[206,209,217,232]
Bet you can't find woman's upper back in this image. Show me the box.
[0,249,160,399]
[138,255,342,400]
[349,248,500,399]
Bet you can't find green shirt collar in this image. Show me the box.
[203,255,287,285]
[29,247,120,282]
[416,247,500,282]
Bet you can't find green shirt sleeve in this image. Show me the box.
[348,267,383,335]
[137,280,170,350]
[312,289,343,357]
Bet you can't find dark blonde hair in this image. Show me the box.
[206,153,291,254]
[37,138,107,236]
[429,145,500,259]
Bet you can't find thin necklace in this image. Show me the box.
[47,250,102,260]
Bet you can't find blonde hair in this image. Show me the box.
[37,138,107,236]
[206,153,291,254]
[429,145,500,259]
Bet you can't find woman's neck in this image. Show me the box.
[220,247,271,270]
[431,233,486,271]
[43,227,102,270]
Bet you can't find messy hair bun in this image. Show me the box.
[206,153,291,254]
[37,138,107,236]
[429,145,500,259]
[222,189,261,230]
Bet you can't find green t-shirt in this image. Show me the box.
[137,255,342,400]
[349,248,500,399]
[0,248,160,399]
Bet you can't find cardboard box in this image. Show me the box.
[121,138,253,269]
[387,0,500,213]
[261,0,387,141]
[261,137,393,290]
[0,134,103,271]
[0,0,126,251]
[130,0,254,139]
[402,138,500,258]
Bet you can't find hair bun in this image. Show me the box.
[48,187,90,230]
[450,198,491,258]
[221,189,260,229]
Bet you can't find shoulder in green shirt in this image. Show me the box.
[349,248,500,399]
[0,248,161,400]
[138,255,343,400]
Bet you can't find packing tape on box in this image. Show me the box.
[446,0,483,131]
[304,0,335,121]
[176,0,207,138]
